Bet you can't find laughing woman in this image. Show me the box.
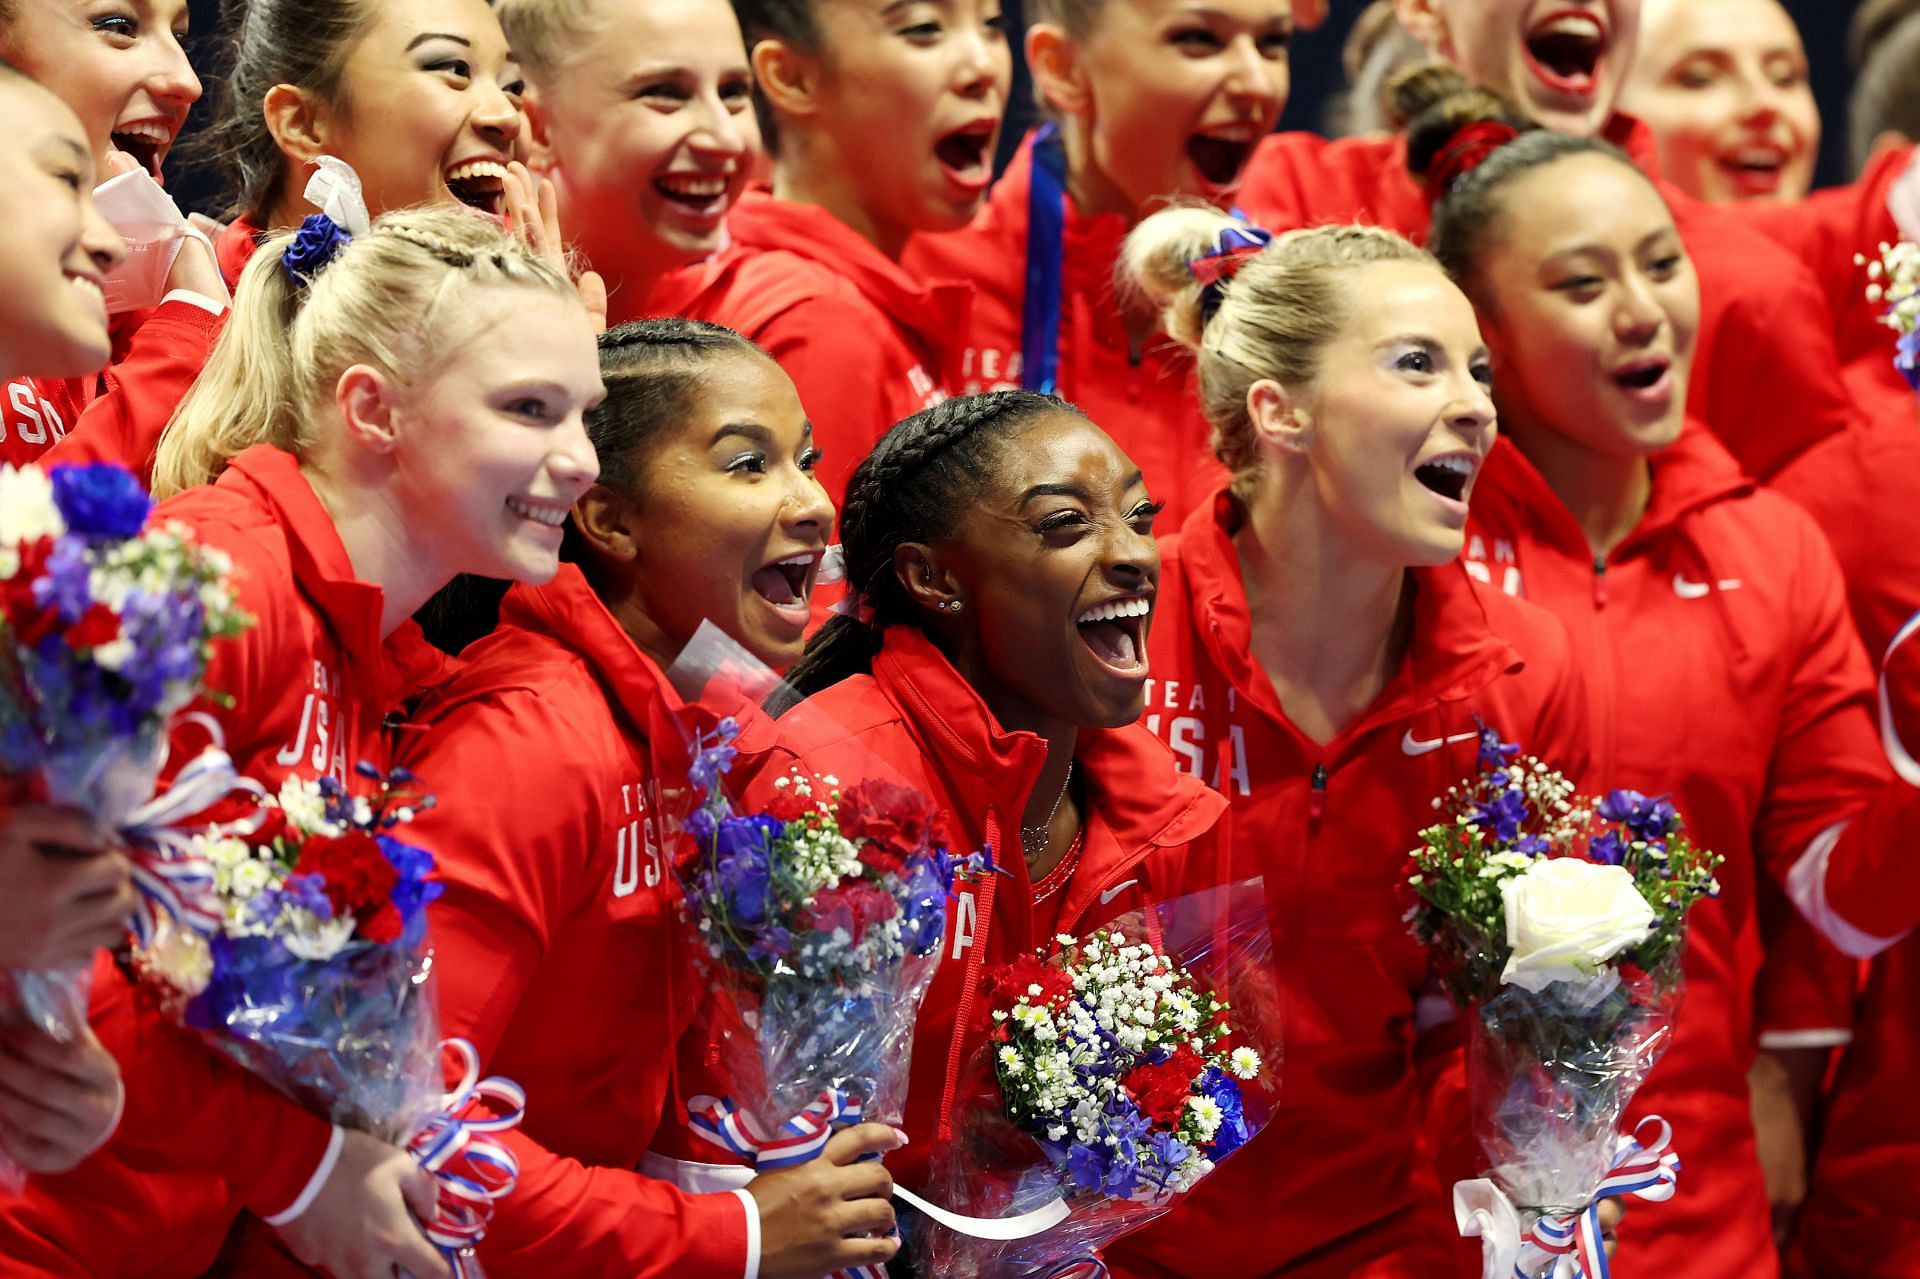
[1106,214,1590,1279]
[648,390,1231,1208]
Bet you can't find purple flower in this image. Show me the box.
[709,814,778,925]
[1476,723,1520,771]
[281,212,353,286]
[1597,790,1678,843]
[1198,1066,1251,1160]
[1899,329,1920,393]
[1471,786,1530,843]
[688,718,741,797]
[747,925,794,963]
[31,536,95,621]
[50,463,151,539]
[1589,831,1627,867]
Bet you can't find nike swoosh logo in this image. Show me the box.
[1673,574,1744,599]
[1401,729,1480,757]
[1099,879,1139,906]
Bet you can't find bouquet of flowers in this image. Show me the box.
[1407,726,1721,1279]
[676,717,982,1158]
[0,461,247,1047]
[916,880,1281,1277]
[133,764,443,1136]
[1859,240,1920,391]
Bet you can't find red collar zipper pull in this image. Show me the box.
[1309,762,1328,823]
[1592,556,1609,609]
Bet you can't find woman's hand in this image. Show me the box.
[502,161,608,333]
[0,1024,124,1174]
[272,1129,449,1279]
[749,1121,906,1279]
[0,805,131,972]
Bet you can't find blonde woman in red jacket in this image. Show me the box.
[0,206,603,1279]
[1404,74,1920,1279]
[1100,212,1591,1278]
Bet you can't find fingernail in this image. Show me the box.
[891,1126,910,1146]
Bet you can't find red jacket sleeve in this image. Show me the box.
[42,297,224,481]
[402,688,756,1277]
[753,295,907,505]
[1752,900,1858,1049]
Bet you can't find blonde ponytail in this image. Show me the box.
[155,206,578,498]
[1120,208,1433,482]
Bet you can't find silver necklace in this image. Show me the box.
[1021,762,1074,858]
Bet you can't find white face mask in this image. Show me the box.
[91,166,213,314]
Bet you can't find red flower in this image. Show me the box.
[763,787,813,824]
[989,953,1075,1011]
[244,808,290,849]
[359,902,403,944]
[293,830,399,919]
[1124,1045,1206,1130]
[0,538,56,643]
[804,881,899,943]
[63,602,121,650]
[838,779,938,874]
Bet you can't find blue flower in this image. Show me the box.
[1899,329,1920,392]
[688,718,742,798]
[747,925,794,964]
[379,835,442,950]
[897,858,949,953]
[1198,1066,1251,1159]
[31,536,95,621]
[1471,786,1530,843]
[710,814,778,925]
[1597,790,1678,843]
[281,212,353,287]
[49,463,151,539]
[1476,722,1520,771]
[1589,830,1627,867]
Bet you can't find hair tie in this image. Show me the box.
[280,157,373,288]
[1189,217,1274,328]
[1423,120,1521,207]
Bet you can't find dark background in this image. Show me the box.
[172,0,1864,216]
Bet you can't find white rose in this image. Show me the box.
[1499,858,1657,993]
[0,465,65,556]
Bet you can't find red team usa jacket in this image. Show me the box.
[0,444,451,1275]
[652,191,966,505]
[1,296,222,477]
[1108,485,1590,1279]
[385,567,755,1276]
[1233,115,1856,484]
[904,130,1229,521]
[648,625,1231,1196]
[1462,427,1906,1279]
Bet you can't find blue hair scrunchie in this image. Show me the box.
[1189,214,1274,327]
[280,212,353,288]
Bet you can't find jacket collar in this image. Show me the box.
[870,626,1224,872]
[496,564,679,736]
[215,213,267,290]
[719,191,972,358]
[1176,483,1522,738]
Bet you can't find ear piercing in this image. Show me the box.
[940,600,963,613]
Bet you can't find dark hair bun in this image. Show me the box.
[1390,62,1531,184]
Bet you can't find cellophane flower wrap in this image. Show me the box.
[0,462,248,1124]
[917,879,1281,1277]
[675,714,981,1155]
[131,764,444,1140]
[1858,240,1920,391]
[1407,726,1722,1278]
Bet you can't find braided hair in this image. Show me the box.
[1392,63,1649,284]
[786,390,1086,696]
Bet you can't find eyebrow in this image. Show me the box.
[713,422,775,446]
[35,136,91,169]
[1543,226,1681,263]
[406,32,472,51]
[1018,472,1146,509]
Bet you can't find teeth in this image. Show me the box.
[70,276,104,304]
[507,498,566,527]
[446,160,510,184]
[113,121,171,144]
[1733,148,1783,168]
[774,552,817,568]
[1423,455,1474,477]
[1537,14,1603,39]
[657,174,729,197]
[1078,596,1151,624]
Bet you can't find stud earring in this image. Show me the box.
[941,600,963,613]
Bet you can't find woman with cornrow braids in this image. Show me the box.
[1104,213,1591,1279]
[644,389,1232,1224]
[0,205,603,1279]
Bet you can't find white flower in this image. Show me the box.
[1228,1047,1262,1080]
[282,911,356,961]
[1499,858,1657,993]
[0,465,65,557]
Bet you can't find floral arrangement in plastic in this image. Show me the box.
[0,460,249,1187]
[1408,725,1721,1279]
[1858,240,1920,391]
[134,763,443,1136]
[915,881,1281,1277]
[676,717,985,1162]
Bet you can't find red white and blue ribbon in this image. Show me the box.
[120,744,262,947]
[1457,1116,1681,1279]
[1032,1258,1110,1278]
[407,1038,527,1279]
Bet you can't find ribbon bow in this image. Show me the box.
[407,1038,527,1278]
[120,745,263,946]
[1188,218,1273,326]
[1456,1115,1681,1279]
